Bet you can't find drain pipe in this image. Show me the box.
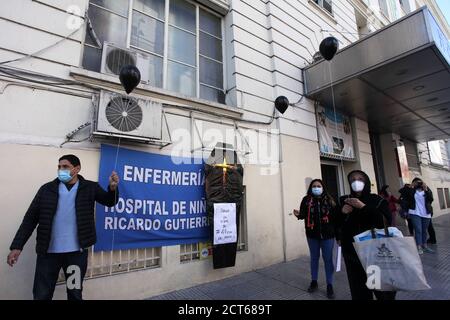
[277,115,287,263]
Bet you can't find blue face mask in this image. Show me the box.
[311,187,323,196]
[58,169,72,183]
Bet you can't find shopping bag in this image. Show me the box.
[353,230,431,291]
[354,227,404,242]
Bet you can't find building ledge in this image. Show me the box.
[69,67,243,120]
[197,0,230,15]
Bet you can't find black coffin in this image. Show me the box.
[205,143,244,269]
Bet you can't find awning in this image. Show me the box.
[304,7,450,142]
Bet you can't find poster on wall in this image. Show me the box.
[213,203,237,245]
[316,106,355,159]
[396,145,410,184]
[199,242,213,260]
[94,144,210,251]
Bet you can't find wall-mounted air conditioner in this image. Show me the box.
[93,91,162,141]
[100,42,150,84]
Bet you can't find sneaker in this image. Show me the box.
[418,247,424,255]
[423,246,435,253]
[326,284,335,299]
[307,280,318,293]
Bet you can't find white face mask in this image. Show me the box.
[351,180,365,192]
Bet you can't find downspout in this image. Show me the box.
[277,115,287,263]
[265,0,287,263]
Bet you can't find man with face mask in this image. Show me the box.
[335,170,395,300]
[6,154,119,300]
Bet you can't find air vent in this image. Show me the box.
[105,96,143,132]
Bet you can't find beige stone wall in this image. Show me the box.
[0,138,318,299]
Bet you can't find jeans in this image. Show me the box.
[409,214,431,247]
[33,250,88,300]
[306,237,334,285]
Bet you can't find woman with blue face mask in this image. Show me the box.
[293,179,337,299]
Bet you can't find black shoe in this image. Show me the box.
[307,280,318,293]
[326,284,335,299]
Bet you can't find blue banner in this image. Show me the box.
[95,144,209,251]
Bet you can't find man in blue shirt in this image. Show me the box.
[7,154,119,300]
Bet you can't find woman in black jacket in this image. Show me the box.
[398,178,434,254]
[335,170,395,300]
[294,179,337,299]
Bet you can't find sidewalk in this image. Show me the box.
[149,214,450,300]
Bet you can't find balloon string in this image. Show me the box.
[110,134,122,260]
[327,62,346,198]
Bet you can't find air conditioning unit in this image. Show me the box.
[100,42,150,84]
[93,91,162,141]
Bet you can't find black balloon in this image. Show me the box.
[275,96,290,114]
[319,37,339,61]
[119,65,141,94]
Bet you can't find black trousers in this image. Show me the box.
[428,220,436,243]
[342,245,396,300]
[33,250,88,300]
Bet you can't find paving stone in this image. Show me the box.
[149,213,450,300]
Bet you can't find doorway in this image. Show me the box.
[321,161,345,201]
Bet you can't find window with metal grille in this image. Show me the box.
[312,0,333,15]
[437,188,446,210]
[180,187,248,263]
[83,0,225,104]
[180,242,201,263]
[56,247,161,284]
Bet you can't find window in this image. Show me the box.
[404,139,420,170]
[428,140,444,166]
[387,0,399,20]
[445,188,450,208]
[399,0,411,14]
[378,0,389,19]
[83,0,129,72]
[437,188,446,210]
[313,0,333,15]
[57,247,161,284]
[83,0,225,104]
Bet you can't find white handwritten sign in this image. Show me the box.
[213,203,237,245]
